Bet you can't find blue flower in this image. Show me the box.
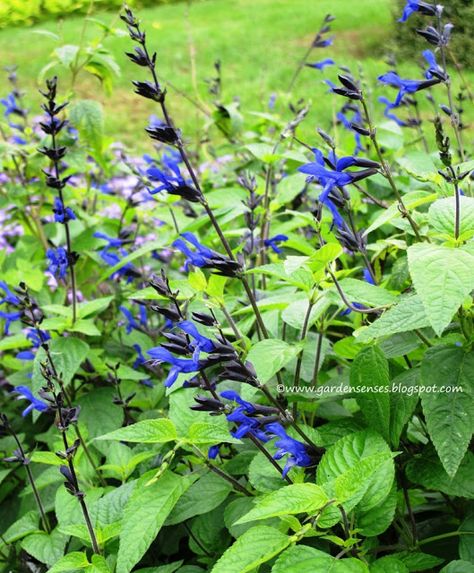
[93,232,125,249]
[306,58,335,71]
[340,302,367,316]
[0,310,21,335]
[177,321,215,358]
[264,234,288,254]
[336,106,363,154]
[299,150,378,228]
[265,422,312,477]
[0,281,20,306]
[46,247,68,279]
[133,343,147,368]
[13,386,49,417]
[378,96,408,127]
[363,267,376,285]
[378,71,440,106]
[120,306,142,334]
[0,93,19,117]
[53,197,76,224]
[146,159,199,202]
[220,390,256,412]
[94,233,137,282]
[208,445,221,459]
[16,328,50,361]
[398,0,437,22]
[147,346,201,387]
[226,408,269,442]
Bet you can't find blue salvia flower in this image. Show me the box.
[398,0,437,22]
[53,197,76,224]
[422,50,446,81]
[378,96,408,127]
[299,149,378,228]
[13,386,49,417]
[133,343,147,368]
[336,106,364,154]
[93,232,125,249]
[306,58,335,71]
[173,232,241,277]
[378,71,441,106]
[177,321,215,358]
[0,310,21,335]
[94,232,138,282]
[315,36,334,48]
[265,422,312,477]
[120,306,142,334]
[363,267,376,285]
[147,159,199,202]
[268,93,277,110]
[0,281,20,306]
[147,346,202,387]
[226,408,269,442]
[46,247,69,279]
[0,93,19,117]
[16,329,50,361]
[220,389,256,412]
[264,234,288,254]
[208,445,221,459]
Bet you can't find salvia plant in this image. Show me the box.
[0,2,473,572]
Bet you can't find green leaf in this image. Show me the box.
[459,513,474,564]
[32,337,90,394]
[350,346,391,441]
[354,294,430,343]
[21,529,67,567]
[356,484,397,537]
[317,430,395,513]
[236,483,328,524]
[117,471,187,573]
[69,100,104,156]
[77,296,114,318]
[247,339,301,383]
[407,243,474,335]
[440,561,474,573]
[47,552,89,573]
[389,368,420,448]
[273,545,369,572]
[166,471,232,525]
[420,346,474,477]
[55,44,80,67]
[187,422,241,445]
[96,418,177,444]
[210,525,292,573]
[333,279,397,307]
[429,197,474,237]
[397,151,441,184]
[390,551,444,572]
[406,449,474,499]
[86,555,112,573]
[3,511,40,543]
[370,557,409,573]
[76,387,123,438]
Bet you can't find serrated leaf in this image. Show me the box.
[420,346,474,476]
[96,418,177,444]
[211,525,291,573]
[356,484,397,537]
[389,369,419,448]
[407,243,474,335]
[440,561,474,573]
[47,552,89,573]
[333,279,397,307]
[429,197,474,237]
[117,471,187,573]
[21,529,67,567]
[391,551,445,572]
[273,544,369,572]
[69,100,104,156]
[236,483,328,524]
[371,557,409,573]
[187,422,241,445]
[247,339,301,383]
[350,346,391,441]
[317,430,395,513]
[354,293,430,343]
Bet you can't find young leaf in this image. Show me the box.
[407,243,474,336]
[420,346,474,477]
[429,197,474,237]
[247,339,301,383]
[117,471,188,573]
[210,525,292,573]
[47,552,90,573]
[235,483,328,524]
[371,556,409,573]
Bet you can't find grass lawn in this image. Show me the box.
[0,0,471,148]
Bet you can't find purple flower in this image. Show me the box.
[306,58,335,71]
[265,422,312,477]
[53,197,76,224]
[147,159,199,202]
[147,346,202,387]
[46,247,69,279]
[13,386,49,417]
[264,234,288,254]
[0,93,19,117]
[93,232,125,249]
[177,321,215,358]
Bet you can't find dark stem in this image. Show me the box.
[247,433,292,484]
[311,327,325,387]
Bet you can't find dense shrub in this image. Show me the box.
[394,0,474,67]
[0,2,473,573]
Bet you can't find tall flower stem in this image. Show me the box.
[193,446,252,496]
[436,14,465,162]
[50,130,78,324]
[6,421,50,533]
[360,97,423,242]
[247,433,292,484]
